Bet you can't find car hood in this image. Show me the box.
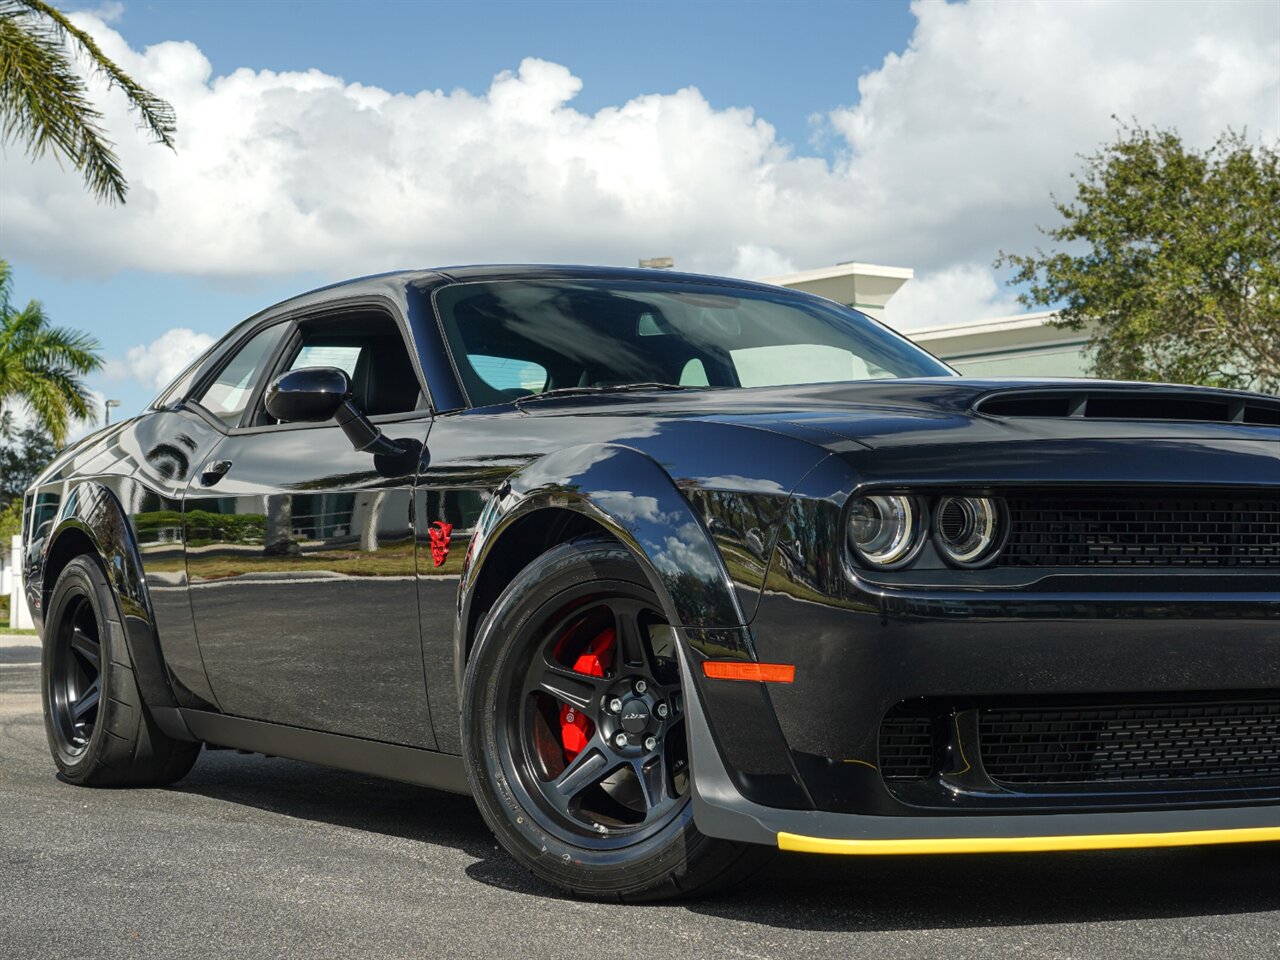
[519,377,1280,451]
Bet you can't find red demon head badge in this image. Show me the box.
[428,520,453,567]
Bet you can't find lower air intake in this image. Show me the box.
[878,714,935,781]
[978,699,1280,784]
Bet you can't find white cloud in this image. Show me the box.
[84,2,125,24]
[825,0,1279,273]
[1,1,1275,315]
[106,327,214,390]
[883,262,1023,331]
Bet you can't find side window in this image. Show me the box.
[288,344,361,377]
[277,312,423,419]
[192,324,286,426]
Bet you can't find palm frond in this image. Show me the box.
[0,259,12,315]
[0,0,178,203]
[16,0,175,148]
[0,260,103,443]
[11,368,71,443]
[0,2,125,201]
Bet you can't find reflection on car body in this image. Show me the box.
[21,265,1280,901]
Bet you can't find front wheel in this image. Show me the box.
[462,537,770,901]
[42,555,200,787]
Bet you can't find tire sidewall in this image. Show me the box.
[462,541,704,891]
[41,556,117,780]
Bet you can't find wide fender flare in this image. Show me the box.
[455,442,748,669]
[41,480,178,711]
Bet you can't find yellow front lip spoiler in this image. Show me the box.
[777,825,1280,856]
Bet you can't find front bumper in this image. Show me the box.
[679,584,1280,851]
[679,647,1280,852]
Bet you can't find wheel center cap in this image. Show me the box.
[618,699,650,734]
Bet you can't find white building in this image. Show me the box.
[766,262,1093,378]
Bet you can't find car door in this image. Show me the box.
[182,303,436,748]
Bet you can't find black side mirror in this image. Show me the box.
[264,366,420,468]
[264,366,350,423]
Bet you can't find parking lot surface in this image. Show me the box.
[2,640,1278,959]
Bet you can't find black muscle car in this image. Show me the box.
[21,266,1280,900]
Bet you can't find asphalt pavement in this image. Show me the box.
[2,637,1278,960]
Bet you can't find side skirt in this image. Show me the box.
[178,710,471,796]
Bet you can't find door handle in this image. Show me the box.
[200,459,233,486]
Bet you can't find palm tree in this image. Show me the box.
[0,0,176,203]
[0,259,102,445]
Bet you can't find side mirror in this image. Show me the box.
[264,365,420,467]
[264,366,350,423]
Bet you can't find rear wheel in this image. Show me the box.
[462,537,770,900]
[42,555,200,787]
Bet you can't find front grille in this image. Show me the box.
[1000,493,1280,567]
[878,715,935,781]
[979,699,1280,784]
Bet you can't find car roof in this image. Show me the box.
[429,263,784,293]
[243,264,799,331]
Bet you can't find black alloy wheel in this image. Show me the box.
[41,555,201,787]
[47,592,103,758]
[510,586,689,846]
[462,537,769,901]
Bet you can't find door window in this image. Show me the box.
[192,324,287,426]
[274,312,423,420]
[288,344,362,377]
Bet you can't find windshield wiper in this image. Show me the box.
[514,382,699,407]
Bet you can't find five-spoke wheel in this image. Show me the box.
[41,555,200,786]
[462,537,768,900]
[47,593,103,758]
[515,593,689,844]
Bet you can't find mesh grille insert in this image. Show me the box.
[878,715,935,781]
[1000,493,1280,567]
[979,699,1280,784]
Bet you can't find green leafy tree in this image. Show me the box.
[0,0,176,203]
[0,496,20,540]
[1,419,58,507]
[997,125,1280,393]
[0,259,102,445]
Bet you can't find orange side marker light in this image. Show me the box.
[702,661,795,683]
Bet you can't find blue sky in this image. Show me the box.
[8,0,918,421]
[99,0,916,150]
[2,0,1276,427]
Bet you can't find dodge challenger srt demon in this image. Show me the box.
[21,266,1280,900]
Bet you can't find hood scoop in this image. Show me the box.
[976,389,1280,427]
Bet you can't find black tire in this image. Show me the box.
[462,537,771,901]
[41,555,200,787]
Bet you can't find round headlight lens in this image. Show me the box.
[847,495,922,568]
[934,496,1004,567]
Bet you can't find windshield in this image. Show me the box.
[434,278,953,406]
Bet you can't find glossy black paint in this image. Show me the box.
[21,265,1280,839]
[264,366,352,423]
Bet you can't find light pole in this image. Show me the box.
[104,399,121,425]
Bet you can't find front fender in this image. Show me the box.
[453,443,816,809]
[459,443,745,639]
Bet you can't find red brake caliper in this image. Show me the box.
[560,627,614,761]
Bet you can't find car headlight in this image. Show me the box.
[933,496,1005,568]
[847,495,925,569]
